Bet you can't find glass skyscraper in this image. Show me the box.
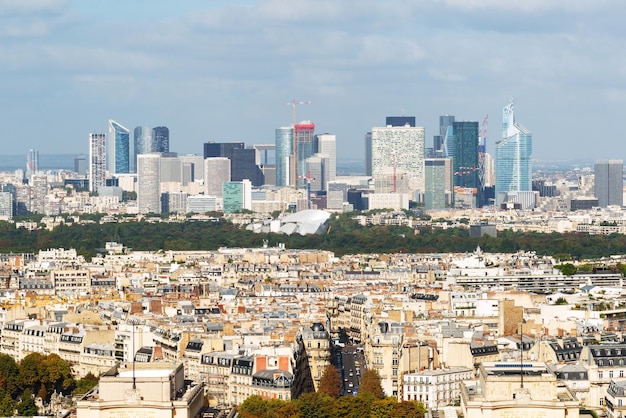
[424,158,446,210]
[439,115,455,157]
[450,121,479,189]
[153,126,169,153]
[26,149,39,180]
[107,120,130,174]
[495,101,532,205]
[295,121,316,188]
[275,127,294,187]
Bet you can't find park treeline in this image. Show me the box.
[1,215,626,261]
[0,353,97,416]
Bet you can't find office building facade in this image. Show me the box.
[152,126,169,154]
[178,154,204,184]
[595,160,623,207]
[89,133,107,194]
[371,124,425,194]
[295,122,316,188]
[495,100,532,205]
[0,192,12,219]
[223,180,252,213]
[275,127,294,187]
[107,120,130,174]
[440,115,455,157]
[204,157,231,197]
[386,116,416,127]
[137,153,161,214]
[424,159,446,210]
[74,154,87,176]
[450,121,479,190]
[364,132,373,176]
[26,149,39,180]
[133,126,170,173]
[133,126,154,171]
[316,133,337,189]
[204,142,264,186]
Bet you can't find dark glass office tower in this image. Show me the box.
[450,121,479,189]
[385,116,416,127]
[153,126,169,153]
[203,142,264,186]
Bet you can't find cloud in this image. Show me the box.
[0,0,66,16]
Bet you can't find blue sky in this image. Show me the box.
[1,0,625,162]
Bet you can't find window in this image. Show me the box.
[621,370,624,378]
[599,371,604,379]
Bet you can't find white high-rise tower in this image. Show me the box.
[371,125,425,194]
[137,153,161,214]
[89,133,106,193]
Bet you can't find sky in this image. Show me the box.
[1,0,625,163]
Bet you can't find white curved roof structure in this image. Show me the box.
[279,209,331,235]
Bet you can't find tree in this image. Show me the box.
[370,397,396,418]
[392,401,426,418]
[74,373,99,395]
[20,352,45,393]
[0,391,15,417]
[318,365,342,399]
[359,369,385,399]
[16,388,38,417]
[555,297,568,305]
[555,263,577,276]
[238,395,267,418]
[39,354,75,399]
[0,354,21,397]
[295,392,334,418]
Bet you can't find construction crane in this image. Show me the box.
[285,99,312,189]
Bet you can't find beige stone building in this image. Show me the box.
[76,362,205,418]
[460,362,579,418]
[292,323,331,397]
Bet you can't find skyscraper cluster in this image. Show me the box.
[364,100,534,210]
[104,120,170,176]
[274,123,336,191]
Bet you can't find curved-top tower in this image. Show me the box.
[107,119,130,174]
[495,100,532,206]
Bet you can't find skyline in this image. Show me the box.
[1,1,626,160]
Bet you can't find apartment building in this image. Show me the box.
[403,367,473,409]
[292,323,331,397]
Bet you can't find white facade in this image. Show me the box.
[371,125,425,194]
[368,193,410,211]
[0,191,12,219]
[403,367,473,410]
[178,154,205,183]
[187,195,219,213]
[137,153,161,214]
[204,157,231,197]
[316,133,336,188]
[89,133,107,193]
